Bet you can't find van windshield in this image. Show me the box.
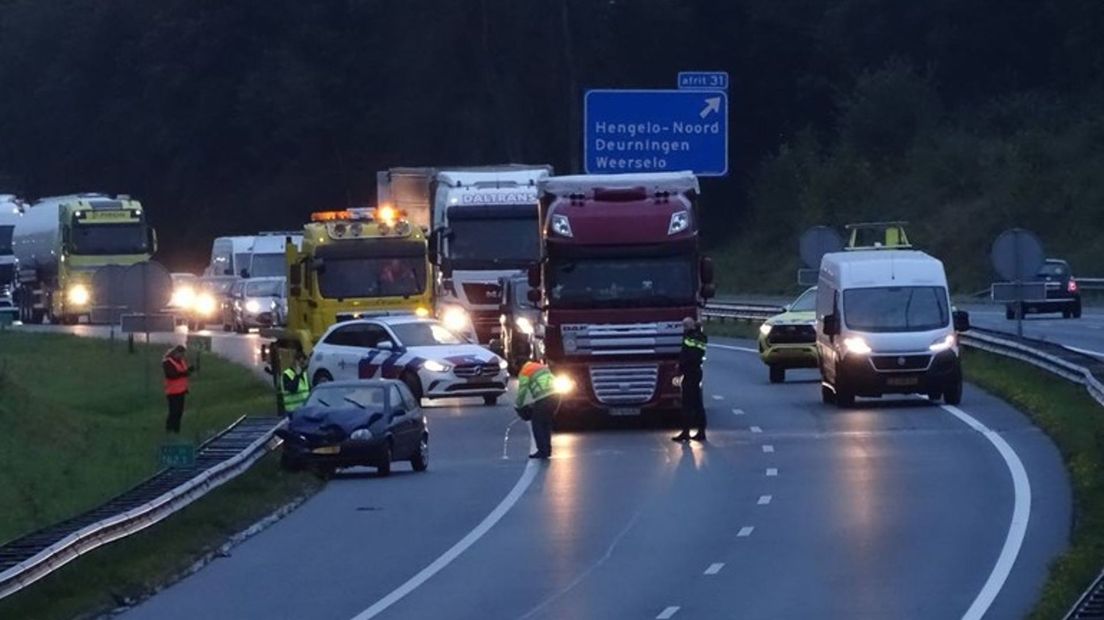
[843,286,949,332]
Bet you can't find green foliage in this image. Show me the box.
[964,350,1104,619]
[0,331,272,545]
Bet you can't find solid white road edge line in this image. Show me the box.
[350,460,540,620]
[709,343,758,353]
[941,404,1032,620]
[657,606,680,619]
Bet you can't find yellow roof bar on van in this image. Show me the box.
[845,221,912,250]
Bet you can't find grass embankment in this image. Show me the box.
[964,349,1104,619]
[0,331,322,619]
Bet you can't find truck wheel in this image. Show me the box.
[769,365,785,384]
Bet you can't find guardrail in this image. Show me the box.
[702,301,782,322]
[1079,277,1104,291]
[0,415,284,600]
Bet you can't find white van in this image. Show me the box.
[815,250,969,407]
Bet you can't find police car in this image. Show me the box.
[308,315,509,405]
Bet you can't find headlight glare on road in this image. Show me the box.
[552,374,575,394]
[245,300,261,313]
[843,336,872,355]
[929,334,956,352]
[759,323,772,336]
[441,306,470,332]
[350,428,372,441]
[423,359,451,373]
[515,316,534,335]
[67,284,90,306]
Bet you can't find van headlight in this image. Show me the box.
[440,306,470,332]
[759,323,772,336]
[245,300,261,314]
[929,334,956,352]
[423,359,451,373]
[350,428,373,441]
[515,316,534,335]
[843,336,872,355]
[67,284,90,306]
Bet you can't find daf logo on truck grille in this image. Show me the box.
[897,356,906,366]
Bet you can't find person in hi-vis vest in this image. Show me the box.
[515,360,558,459]
[162,345,195,433]
[281,351,311,413]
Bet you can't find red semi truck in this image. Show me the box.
[528,172,715,418]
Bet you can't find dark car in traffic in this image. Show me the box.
[1006,258,1082,319]
[276,380,428,477]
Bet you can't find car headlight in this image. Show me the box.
[194,293,217,317]
[245,300,261,313]
[171,286,195,308]
[929,334,956,352]
[843,336,872,355]
[67,284,90,306]
[552,374,575,394]
[441,306,470,332]
[497,357,508,370]
[423,359,451,373]
[759,323,772,336]
[515,316,534,335]
[350,428,373,441]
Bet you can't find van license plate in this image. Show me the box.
[886,377,920,387]
[609,407,641,416]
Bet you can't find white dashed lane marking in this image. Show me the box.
[737,526,755,537]
[711,394,724,401]
[750,426,762,433]
[757,495,772,505]
[731,408,745,415]
[762,444,774,453]
[766,468,778,477]
[657,606,680,619]
[703,563,724,575]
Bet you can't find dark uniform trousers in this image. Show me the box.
[680,369,706,434]
[530,397,557,456]
[166,394,186,433]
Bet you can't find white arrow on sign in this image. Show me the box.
[699,97,721,119]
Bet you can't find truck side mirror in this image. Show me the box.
[953,310,970,332]
[148,228,158,253]
[823,314,840,337]
[701,283,716,300]
[527,288,542,304]
[699,256,714,285]
[527,265,540,288]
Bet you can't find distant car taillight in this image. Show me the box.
[1068,278,1079,293]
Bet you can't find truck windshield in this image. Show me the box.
[318,257,427,299]
[843,286,949,332]
[547,255,696,308]
[71,222,148,255]
[448,217,538,265]
[250,253,286,278]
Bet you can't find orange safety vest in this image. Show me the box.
[164,356,189,396]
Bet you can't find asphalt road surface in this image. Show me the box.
[87,335,1067,620]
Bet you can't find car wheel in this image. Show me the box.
[483,394,500,406]
[279,451,303,472]
[312,369,334,387]
[944,376,963,405]
[315,465,336,479]
[401,371,423,401]
[1005,305,1015,320]
[411,434,429,472]
[769,365,785,384]
[927,392,942,403]
[377,442,393,477]
[1063,309,1072,319]
[821,384,835,405]
[1074,302,1083,319]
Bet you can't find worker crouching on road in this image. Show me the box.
[673,317,708,443]
[516,360,558,459]
[163,345,195,434]
[281,351,310,414]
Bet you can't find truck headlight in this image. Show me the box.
[552,374,575,394]
[515,316,534,335]
[171,286,195,308]
[350,428,373,441]
[67,284,90,306]
[195,293,217,317]
[245,300,261,314]
[423,359,451,373]
[759,323,772,336]
[441,306,470,332]
[668,210,690,235]
[843,336,872,355]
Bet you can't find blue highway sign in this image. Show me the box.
[584,89,728,177]
[678,71,729,90]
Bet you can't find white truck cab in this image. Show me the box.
[206,236,256,277]
[249,232,303,279]
[816,250,970,407]
[430,166,552,344]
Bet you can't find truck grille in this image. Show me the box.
[562,322,683,356]
[589,364,658,405]
[767,324,815,345]
[454,363,499,378]
[870,354,931,372]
